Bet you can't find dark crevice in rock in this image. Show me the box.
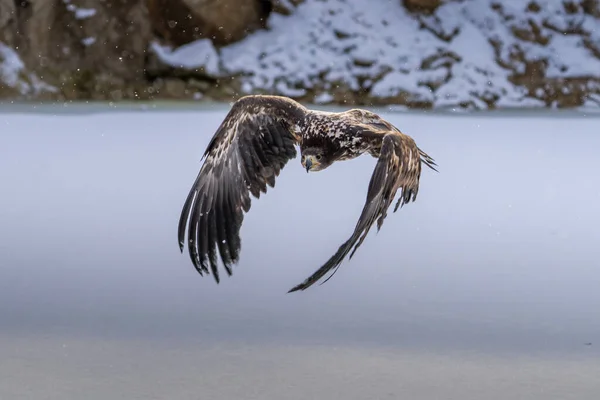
[403,0,441,15]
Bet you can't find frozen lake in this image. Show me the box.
[1,103,599,399]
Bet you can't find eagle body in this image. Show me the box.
[178,95,437,292]
[299,110,382,162]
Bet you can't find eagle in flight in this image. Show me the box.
[178,95,437,292]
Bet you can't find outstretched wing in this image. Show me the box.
[288,132,436,292]
[178,101,301,283]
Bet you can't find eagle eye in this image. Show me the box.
[316,155,322,160]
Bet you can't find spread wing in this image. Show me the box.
[287,132,437,292]
[178,102,301,282]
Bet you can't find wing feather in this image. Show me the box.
[178,100,302,283]
[288,133,425,292]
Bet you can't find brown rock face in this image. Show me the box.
[1,0,276,101]
[1,0,152,99]
[148,0,272,47]
[0,0,16,45]
[580,0,600,17]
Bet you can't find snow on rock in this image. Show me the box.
[0,42,26,92]
[150,39,220,76]
[81,37,97,47]
[74,8,97,20]
[0,42,57,96]
[314,92,334,104]
[153,0,600,109]
[1,0,598,107]
[62,0,97,20]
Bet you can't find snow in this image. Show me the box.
[2,105,600,398]
[81,37,96,47]
[0,42,26,91]
[151,0,600,109]
[2,106,600,356]
[314,92,334,104]
[62,0,97,20]
[0,42,57,95]
[149,40,220,76]
[74,8,97,20]
[274,80,306,97]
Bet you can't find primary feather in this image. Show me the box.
[177,95,437,292]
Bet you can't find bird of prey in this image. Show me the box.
[177,95,437,292]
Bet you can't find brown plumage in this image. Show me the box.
[177,95,438,293]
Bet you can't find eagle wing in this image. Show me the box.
[178,101,301,282]
[288,132,436,292]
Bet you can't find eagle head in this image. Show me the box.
[301,147,332,173]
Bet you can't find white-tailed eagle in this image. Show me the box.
[178,95,437,292]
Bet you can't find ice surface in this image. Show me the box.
[1,104,599,356]
[2,334,599,400]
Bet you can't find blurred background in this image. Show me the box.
[1,0,599,110]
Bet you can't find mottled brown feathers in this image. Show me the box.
[177,94,437,292]
[177,96,306,281]
[287,133,436,292]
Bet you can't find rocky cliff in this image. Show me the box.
[1,0,599,109]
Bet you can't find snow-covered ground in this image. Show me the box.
[2,334,599,399]
[152,0,600,108]
[2,104,600,397]
[1,104,600,347]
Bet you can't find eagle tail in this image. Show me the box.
[287,234,358,293]
[418,147,438,172]
[287,200,381,293]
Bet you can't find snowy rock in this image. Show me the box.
[0,42,57,97]
[149,39,219,75]
[1,0,599,109]
[206,0,600,109]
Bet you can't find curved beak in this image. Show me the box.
[305,157,312,173]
